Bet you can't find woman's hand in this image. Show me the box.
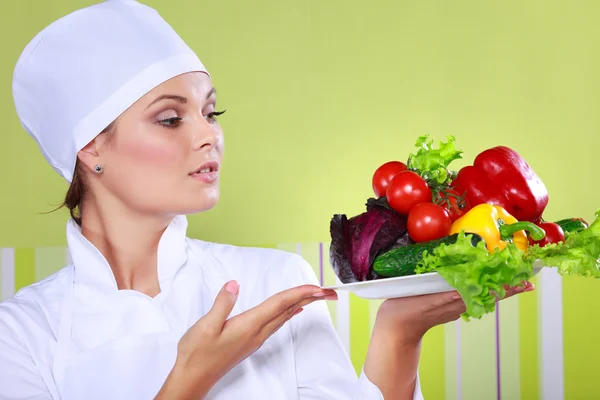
[378,281,534,344]
[364,282,534,400]
[155,281,337,400]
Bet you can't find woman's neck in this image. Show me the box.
[79,198,174,297]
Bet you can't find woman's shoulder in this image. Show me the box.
[0,266,71,339]
[185,238,320,288]
[0,268,70,398]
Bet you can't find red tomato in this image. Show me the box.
[532,217,544,225]
[372,161,408,198]
[386,171,432,215]
[407,203,453,242]
[528,222,565,248]
[439,189,470,221]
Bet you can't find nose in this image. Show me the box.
[190,121,222,151]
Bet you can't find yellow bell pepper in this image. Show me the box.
[449,204,546,252]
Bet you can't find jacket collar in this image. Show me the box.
[66,215,189,294]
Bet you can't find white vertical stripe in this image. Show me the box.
[444,321,458,400]
[539,268,564,400]
[1,248,16,301]
[499,295,521,400]
[456,319,462,400]
[335,276,351,355]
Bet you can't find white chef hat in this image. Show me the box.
[12,0,209,182]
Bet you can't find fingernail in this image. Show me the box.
[324,294,338,301]
[313,292,327,297]
[452,293,461,300]
[294,308,304,315]
[524,283,535,292]
[225,281,239,295]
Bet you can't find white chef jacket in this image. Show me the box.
[0,215,423,399]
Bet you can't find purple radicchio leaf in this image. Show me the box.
[329,197,408,283]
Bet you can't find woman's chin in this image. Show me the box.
[179,196,220,215]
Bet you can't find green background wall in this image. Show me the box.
[1,1,600,399]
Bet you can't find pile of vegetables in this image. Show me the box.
[329,135,600,320]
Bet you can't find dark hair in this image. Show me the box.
[63,159,87,226]
[62,121,116,226]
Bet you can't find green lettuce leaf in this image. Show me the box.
[407,135,463,185]
[414,210,600,321]
[525,210,600,278]
[416,232,534,320]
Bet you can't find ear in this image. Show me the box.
[77,133,109,173]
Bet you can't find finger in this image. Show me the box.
[517,281,535,292]
[202,280,240,330]
[270,307,305,334]
[259,294,335,338]
[423,290,463,308]
[266,310,301,338]
[506,282,535,298]
[250,285,336,326]
[432,298,467,325]
[499,281,536,300]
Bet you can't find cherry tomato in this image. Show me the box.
[438,189,470,221]
[386,171,432,215]
[528,222,565,248]
[407,203,453,242]
[532,217,544,225]
[372,161,408,198]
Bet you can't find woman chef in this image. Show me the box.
[0,1,531,399]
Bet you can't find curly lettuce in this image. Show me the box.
[416,232,534,320]
[525,210,600,278]
[407,135,463,185]
[415,210,600,321]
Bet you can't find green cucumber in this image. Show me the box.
[554,218,588,235]
[373,233,485,278]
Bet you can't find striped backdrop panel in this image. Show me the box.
[1,244,599,400]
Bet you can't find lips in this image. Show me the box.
[190,161,219,175]
[189,161,220,183]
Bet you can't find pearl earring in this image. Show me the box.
[93,164,103,174]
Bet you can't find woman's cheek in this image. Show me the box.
[121,137,184,170]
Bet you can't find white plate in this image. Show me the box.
[323,262,544,300]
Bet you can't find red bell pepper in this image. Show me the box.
[451,146,548,222]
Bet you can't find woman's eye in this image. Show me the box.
[205,110,227,124]
[158,117,182,128]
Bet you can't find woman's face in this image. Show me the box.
[81,71,225,217]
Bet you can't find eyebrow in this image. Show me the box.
[146,94,187,108]
[206,88,217,99]
[146,88,217,109]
